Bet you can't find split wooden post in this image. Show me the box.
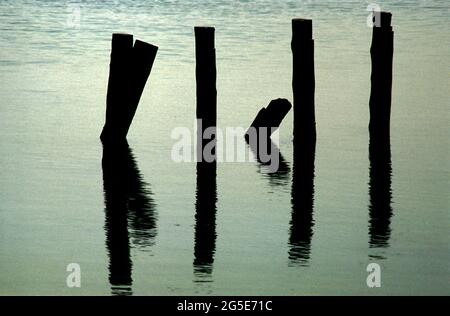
[101,33,133,142]
[100,33,158,142]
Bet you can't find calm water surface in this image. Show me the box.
[0,0,449,295]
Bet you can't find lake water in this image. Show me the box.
[0,0,448,295]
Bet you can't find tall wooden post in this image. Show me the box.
[195,27,217,162]
[101,33,133,142]
[290,19,316,265]
[369,11,394,141]
[193,26,217,280]
[292,19,316,145]
[368,11,394,253]
[101,33,158,142]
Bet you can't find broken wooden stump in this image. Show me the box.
[245,99,291,172]
[246,98,292,138]
[245,98,291,156]
[292,18,316,145]
[369,12,394,142]
[100,33,158,143]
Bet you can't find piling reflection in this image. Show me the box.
[102,141,158,295]
[246,138,290,187]
[289,139,316,266]
[193,161,217,282]
[368,136,393,256]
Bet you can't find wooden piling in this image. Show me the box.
[101,33,133,142]
[193,26,218,278]
[292,18,316,144]
[245,98,291,161]
[124,40,158,138]
[369,12,394,140]
[368,12,394,252]
[195,26,217,162]
[100,33,158,143]
[289,19,316,265]
[246,98,292,139]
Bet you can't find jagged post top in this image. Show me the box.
[133,39,159,54]
[111,33,158,51]
[292,18,313,41]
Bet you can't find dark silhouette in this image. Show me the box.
[289,139,316,266]
[195,26,217,161]
[245,98,292,141]
[101,33,158,142]
[369,12,394,139]
[368,11,394,258]
[193,26,218,282]
[292,19,316,144]
[245,99,291,175]
[289,18,317,266]
[102,141,158,295]
[368,137,393,251]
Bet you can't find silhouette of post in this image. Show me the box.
[369,12,394,141]
[245,99,291,174]
[101,34,133,142]
[193,26,217,281]
[290,18,317,266]
[367,12,394,256]
[195,27,217,162]
[292,19,316,144]
[245,98,292,141]
[101,33,158,142]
